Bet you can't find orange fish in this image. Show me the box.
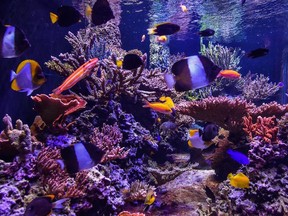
[180,4,188,12]
[155,35,168,43]
[141,34,146,42]
[217,70,241,79]
[143,100,173,115]
[53,58,99,95]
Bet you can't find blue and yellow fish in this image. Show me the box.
[10,60,46,96]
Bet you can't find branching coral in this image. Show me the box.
[200,41,244,71]
[118,211,145,216]
[90,123,129,163]
[243,115,278,144]
[176,96,288,134]
[236,72,281,102]
[176,96,254,133]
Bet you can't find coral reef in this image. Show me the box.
[236,72,281,102]
[124,180,155,202]
[243,115,278,143]
[90,123,129,163]
[176,96,288,134]
[200,41,244,71]
[31,94,87,131]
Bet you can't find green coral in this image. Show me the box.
[200,41,245,71]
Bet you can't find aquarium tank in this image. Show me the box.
[1,0,288,215]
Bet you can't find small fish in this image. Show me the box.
[116,59,123,68]
[278,82,284,87]
[143,100,173,115]
[164,55,222,91]
[24,195,68,216]
[180,4,188,13]
[122,53,143,70]
[144,189,156,205]
[0,23,30,58]
[141,34,146,42]
[52,58,98,95]
[155,35,168,43]
[89,0,115,26]
[11,60,46,96]
[159,96,175,109]
[58,142,104,174]
[204,186,215,203]
[227,172,249,188]
[202,123,219,142]
[227,149,250,165]
[217,70,241,79]
[187,129,212,150]
[246,48,269,58]
[198,28,215,37]
[50,6,82,27]
[147,22,180,36]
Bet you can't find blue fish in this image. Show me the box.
[227,149,250,165]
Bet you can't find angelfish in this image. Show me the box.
[11,60,46,96]
[24,195,68,216]
[164,55,240,92]
[0,23,30,58]
[52,58,98,95]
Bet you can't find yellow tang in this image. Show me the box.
[227,172,250,189]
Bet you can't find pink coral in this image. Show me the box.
[90,124,129,163]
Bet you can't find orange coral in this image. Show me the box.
[118,211,145,216]
[31,94,87,131]
[243,115,278,144]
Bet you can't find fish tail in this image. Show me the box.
[142,100,151,108]
[85,5,92,18]
[50,12,58,24]
[164,73,175,89]
[52,198,69,209]
[147,27,156,35]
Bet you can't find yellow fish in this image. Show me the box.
[144,189,156,205]
[227,172,249,189]
[143,100,173,115]
[159,96,175,109]
[11,60,46,96]
[116,59,123,68]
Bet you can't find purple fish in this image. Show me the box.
[227,149,250,165]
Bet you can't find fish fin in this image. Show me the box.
[10,70,17,81]
[236,172,246,177]
[187,140,193,148]
[26,89,34,96]
[44,194,55,200]
[147,27,156,35]
[164,73,175,89]
[189,129,198,137]
[56,159,65,170]
[85,5,92,18]
[52,198,69,209]
[227,173,233,180]
[52,86,62,95]
[142,100,150,108]
[159,96,166,102]
[50,12,58,24]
